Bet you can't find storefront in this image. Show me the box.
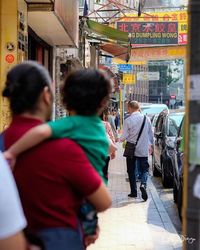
[28,27,53,74]
[0,0,79,131]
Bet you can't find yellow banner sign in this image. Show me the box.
[117,11,188,46]
[120,11,188,23]
[122,74,136,84]
[130,46,186,61]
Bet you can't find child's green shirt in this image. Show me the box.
[48,115,109,181]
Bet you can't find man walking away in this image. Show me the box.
[120,101,153,201]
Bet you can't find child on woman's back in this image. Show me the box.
[4,69,115,236]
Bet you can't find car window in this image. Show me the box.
[167,114,184,137]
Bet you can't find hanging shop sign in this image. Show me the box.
[137,71,160,81]
[118,64,133,72]
[122,73,136,84]
[18,11,28,55]
[117,11,188,46]
[117,22,178,45]
[130,46,186,61]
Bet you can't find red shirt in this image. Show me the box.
[5,116,101,232]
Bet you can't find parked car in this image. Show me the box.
[140,103,168,120]
[171,117,184,220]
[152,109,184,188]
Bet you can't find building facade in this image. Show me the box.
[0,0,79,131]
[126,64,149,103]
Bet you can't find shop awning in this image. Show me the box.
[100,43,128,61]
[86,19,129,44]
[99,64,116,77]
[27,0,78,47]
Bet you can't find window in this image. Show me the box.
[167,113,184,136]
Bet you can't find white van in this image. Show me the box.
[140,103,168,120]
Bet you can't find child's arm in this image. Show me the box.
[4,124,52,168]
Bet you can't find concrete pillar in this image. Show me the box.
[90,44,97,68]
[0,0,18,131]
[0,0,27,131]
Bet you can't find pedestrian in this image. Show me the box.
[107,109,118,142]
[3,61,111,250]
[0,151,27,250]
[114,110,120,130]
[101,109,116,180]
[120,101,153,201]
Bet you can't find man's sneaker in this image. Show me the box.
[128,193,137,198]
[140,185,148,201]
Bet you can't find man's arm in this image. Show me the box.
[4,124,52,167]
[147,118,154,154]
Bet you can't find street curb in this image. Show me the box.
[148,178,182,249]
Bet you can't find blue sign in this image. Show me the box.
[118,64,133,72]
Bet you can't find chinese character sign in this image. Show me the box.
[122,74,136,84]
[117,22,178,45]
[117,11,188,46]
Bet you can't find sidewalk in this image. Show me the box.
[88,144,182,250]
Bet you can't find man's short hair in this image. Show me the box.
[128,101,140,111]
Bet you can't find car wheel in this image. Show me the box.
[173,181,178,203]
[177,184,183,221]
[161,161,173,188]
[152,155,160,177]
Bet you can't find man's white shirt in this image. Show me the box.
[120,111,153,157]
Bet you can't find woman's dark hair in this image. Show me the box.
[2,61,52,115]
[62,69,111,116]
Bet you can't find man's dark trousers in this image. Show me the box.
[126,156,149,196]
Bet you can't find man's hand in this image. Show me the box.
[84,226,100,247]
[110,151,116,159]
[3,151,16,170]
[119,137,125,143]
[109,142,117,156]
[149,145,153,155]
